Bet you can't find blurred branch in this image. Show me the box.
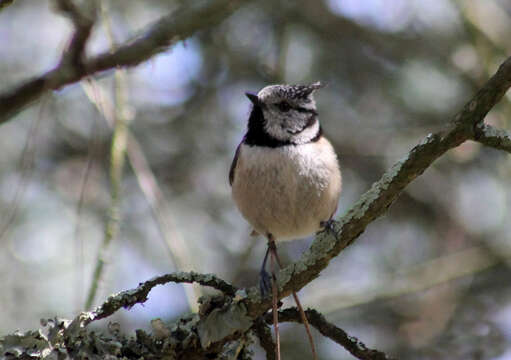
[273,308,396,360]
[0,0,249,124]
[84,69,129,310]
[0,97,46,242]
[473,123,511,153]
[54,0,96,69]
[305,245,499,314]
[0,0,14,10]
[288,0,421,62]
[126,133,204,312]
[84,2,130,310]
[453,0,511,119]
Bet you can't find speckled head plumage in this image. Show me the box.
[243,82,324,147]
[257,82,323,103]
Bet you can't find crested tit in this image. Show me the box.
[229,82,342,293]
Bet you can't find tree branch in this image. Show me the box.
[79,271,236,327]
[0,0,248,124]
[473,123,511,153]
[272,308,396,360]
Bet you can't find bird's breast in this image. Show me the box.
[232,137,341,241]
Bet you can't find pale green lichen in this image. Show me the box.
[1,330,51,358]
[197,301,252,348]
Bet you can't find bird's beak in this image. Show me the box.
[245,92,260,106]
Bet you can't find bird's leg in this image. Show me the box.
[259,245,272,296]
[268,235,281,360]
[270,237,318,360]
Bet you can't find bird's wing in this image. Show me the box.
[229,142,242,186]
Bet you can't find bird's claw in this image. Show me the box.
[318,219,336,234]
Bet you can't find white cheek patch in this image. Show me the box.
[263,107,320,143]
[262,108,290,141]
[291,120,320,144]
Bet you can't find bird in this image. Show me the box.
[229,82,342,359]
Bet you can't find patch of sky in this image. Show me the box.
[325,0,460,33]
[132,40,203,107]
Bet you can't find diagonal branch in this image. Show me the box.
[473,123,511,153]
[273,308,396,360]
[0,0,249,124]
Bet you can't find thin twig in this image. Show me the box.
[126,133,203,312]
[273,308,396,360]
[85,4,129,309]
[84,69,128,310]
[0,95,47,241]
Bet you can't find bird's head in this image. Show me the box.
[245,82,323,145]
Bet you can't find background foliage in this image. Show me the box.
[1,0,511,358]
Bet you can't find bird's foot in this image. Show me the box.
[318,219,336,235]
[259,268,272,297]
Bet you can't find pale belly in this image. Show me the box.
[232,138,341,241]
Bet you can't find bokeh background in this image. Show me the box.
[1,0,511,359]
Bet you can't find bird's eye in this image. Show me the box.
[276,101,291,112]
